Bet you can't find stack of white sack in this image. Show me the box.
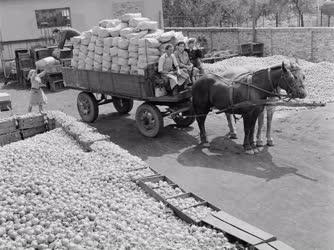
[69,13,190,76]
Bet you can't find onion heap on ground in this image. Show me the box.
[204,55,334,104]
[71,13,188,75]
[0,112,237,250]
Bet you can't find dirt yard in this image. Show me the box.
[1,81,333,250]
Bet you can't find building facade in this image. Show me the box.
[0,0,163,61]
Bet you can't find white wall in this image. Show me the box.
[0,0,163,42]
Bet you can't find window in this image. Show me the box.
[35,7,71,29]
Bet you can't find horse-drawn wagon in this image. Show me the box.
[62,67,195,137]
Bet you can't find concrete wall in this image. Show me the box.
[166,27,334,63]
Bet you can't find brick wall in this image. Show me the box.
[165,27,334,63]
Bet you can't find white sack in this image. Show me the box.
[111,64,120,73]
[104,37,114,48]
[136,21,158,31]
[99,19,121,28]
[95,46,103,55]
[138,38,160,48]
[91,35,98,43]
[118,49,129,59]
[117,57,128,66]
[112,37,121,47]
[120,28,135,38]
[138,47,161,56]
[94,54,103,64]
[128,58,138,66]
[88,43,95,51]
[129,17,150,28]
[110,47,118,57]
[88,51,95,59]
[118,38,130,49]
[121,13,141,22]
[103,53,112,62]
[159,31,176,43]
[120,65,130,74]
[129,52,139,58]
[128,44,139,53]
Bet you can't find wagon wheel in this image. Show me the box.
[113,97,134,114]
[172,106,195,128]
[77,92,99,123]
[135,103,163,137]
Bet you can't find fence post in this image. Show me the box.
[310,29,314,62]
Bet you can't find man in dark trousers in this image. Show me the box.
[186,38,204,74]
[52,28,81,58]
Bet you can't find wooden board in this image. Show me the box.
[212,211,275,242]
[0,131,22,146]
[0,119,17,135]
[21,125,47,139]
[17,115,46,129]
[203,214,273,248]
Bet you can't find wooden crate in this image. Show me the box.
[0,118,17,135]
[21,125,47,139]
[17,115,46,129]
[0,131,22,146]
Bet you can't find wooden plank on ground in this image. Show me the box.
[267,240,295,250]
[212,211,275,241]
[17,115,46,129]
[21,125,47,139]
[0,119,17,135]
[0,131,22,146]
[202,215,274,248]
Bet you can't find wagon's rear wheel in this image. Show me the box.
[135,103,163,137]
[77,92,99,123]
[113,97,134,114]
[172,106,195,128]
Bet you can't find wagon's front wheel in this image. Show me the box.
[77,92,99,123]
[113,97,134,114]
[135,103,163,137]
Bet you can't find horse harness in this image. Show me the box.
[227,68,291,110]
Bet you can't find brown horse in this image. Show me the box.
[225,62,306,147]
[192,62,307,154]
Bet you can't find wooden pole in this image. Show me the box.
[252,0,256,43]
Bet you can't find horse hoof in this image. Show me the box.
[245,149,255,155]
[267,139,274,147]
[229,133,238,139]
[253,148,260,154]
[256,140,264,147]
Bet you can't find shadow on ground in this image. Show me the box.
[177,136,318,182]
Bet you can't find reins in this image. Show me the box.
[178,66,297,120]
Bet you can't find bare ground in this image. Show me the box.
[1,82,333,250]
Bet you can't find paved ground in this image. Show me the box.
[1,82,334,250]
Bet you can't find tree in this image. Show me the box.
[289,0,316,26]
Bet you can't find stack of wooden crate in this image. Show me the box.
[0,114,56,146]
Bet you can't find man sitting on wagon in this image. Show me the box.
[186,38,204,75]
[158,44,188,96]
[174,41,199,84]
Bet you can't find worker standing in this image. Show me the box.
[52,28,81,58]
[27,69,47,113]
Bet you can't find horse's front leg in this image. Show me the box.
[249,111,261,154]
[266,106,275,146]
[194,105,209,145]
[225,113,237,139]
[256,109,265,147]
[242,115,253,154]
